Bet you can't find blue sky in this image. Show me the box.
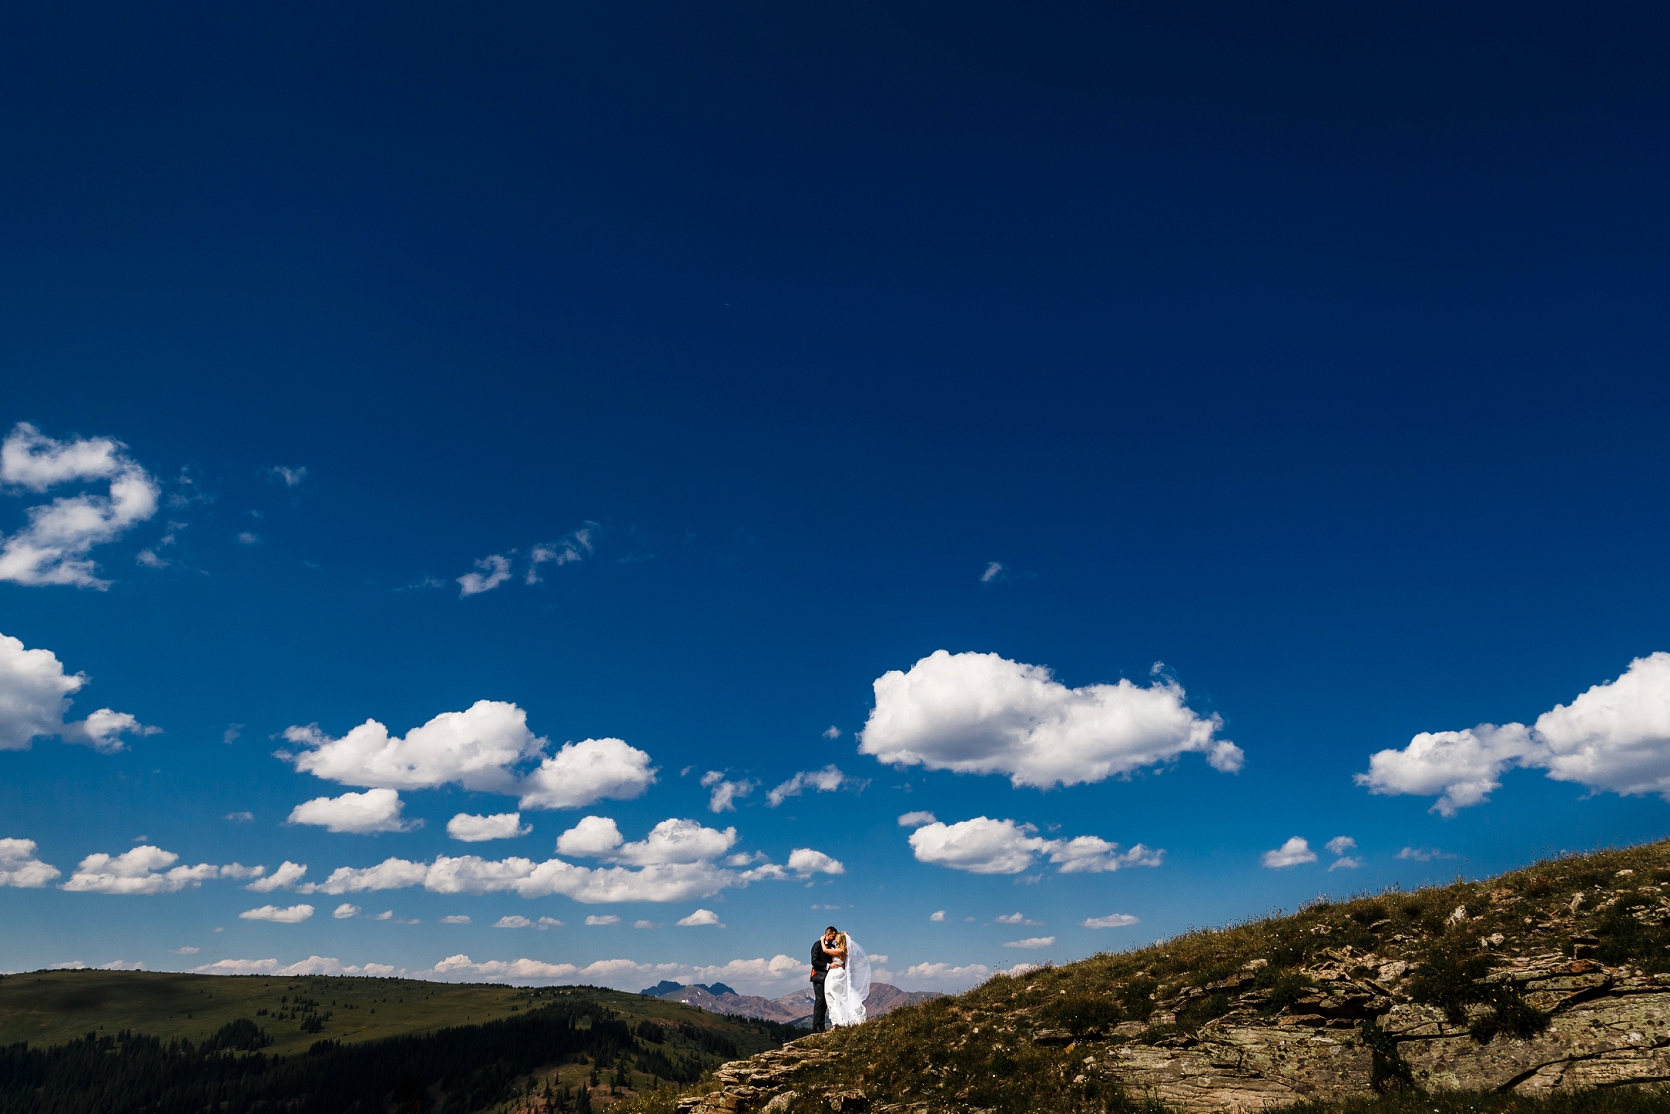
[3,2,1670,995]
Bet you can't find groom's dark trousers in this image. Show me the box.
[809,937,831,1032]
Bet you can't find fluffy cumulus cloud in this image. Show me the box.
[786,848,845,876]
[292,817,831,905]
[458,525,600,596]
[859,651,1243,790]
[766,765,865,807]
[677,908,723,927]
[908,817,1163,876]
[1358,654,1670,814]
[0,631,157,753]
[239,904,315,923]
[196,956,399,977]
[0,423,160,589]
[334,903,361,918]
[1003,936,1055,949]
[280,701,655,810]
[458,554,512,597]
[0,838,61,887]
[60,846,258,894]
[287,789,421,834]
[897,811,937,828]
[1082,913,1140,929]
[447,812,532,842]
[246,861,308,892]
[1261,837,1318,869]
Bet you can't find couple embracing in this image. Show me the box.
[808,925,870,1032]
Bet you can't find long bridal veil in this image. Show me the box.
[844,935,871,1024]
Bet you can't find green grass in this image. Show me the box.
[0,970,782,1061]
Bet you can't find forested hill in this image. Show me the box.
[0,975,796,1114]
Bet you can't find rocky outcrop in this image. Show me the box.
[1095,951,1670,1112]
[676,950,1670,1114]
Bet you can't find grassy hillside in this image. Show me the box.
[0,974,796,1114]
[622,838,1670,1114]
[0,972,778,1060]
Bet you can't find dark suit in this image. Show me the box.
[809,937,833,1032]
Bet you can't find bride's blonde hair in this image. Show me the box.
[835,932,848,949]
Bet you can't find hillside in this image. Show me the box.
[645,983,944,1026]
[625,839,1670,1114]
[0,974,796,1114]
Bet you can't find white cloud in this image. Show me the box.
[287,788,421,834]
[0,838,61,887]
[495,915,533,928]
[700,770,755,813]
[281,700,541,793]
[1358,653,1670,813]
[1396,846,1456,862]
[373,910,393,920]
[677,908,724,927]
[539,916,563,928]
[859,651,1243,790]
[61,846,240,894]
[237,531,260,546]
[239,904,315,923]
[0,423,160,589]
[993,913,1038,925]
[246,862,308,892]
[333,903,360,918]
[1325,836,1357,856]
[586,914,620,926]
[224,811,254,822]
[0,631,156,753]
[1329,857,1363,871]
[527,526,597,585]
[281,701,654,811]
[892,961,992,991]
[1048,836,1164,874]
[633,920,657,928]
[1003,936,1055,949]
[267,466,308,488]
[293,817,806,905]
[447,812,531,842]
[786,848,844,877]
[169,946,200,954]
[299,858,431,894]
[440,915,471,924]
[929,910,945,922]
[897,811,937,828]
[518,738,658,810]
[458,554,512,597]
[1261,837,1318,869]
[195,956,398,977]
[766,765,864,807]
[980,561,1006,583]
[1081,913,1140,929]
[908,816,1162,876]
[822,726,841,740]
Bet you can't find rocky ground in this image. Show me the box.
[620,843,1670,1114]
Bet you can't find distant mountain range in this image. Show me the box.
[639,981,944,1025]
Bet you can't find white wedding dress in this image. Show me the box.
[824,935,870,1028]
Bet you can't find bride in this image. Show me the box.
[820,931,870,1028]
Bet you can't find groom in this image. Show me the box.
[808,925,838,1033]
